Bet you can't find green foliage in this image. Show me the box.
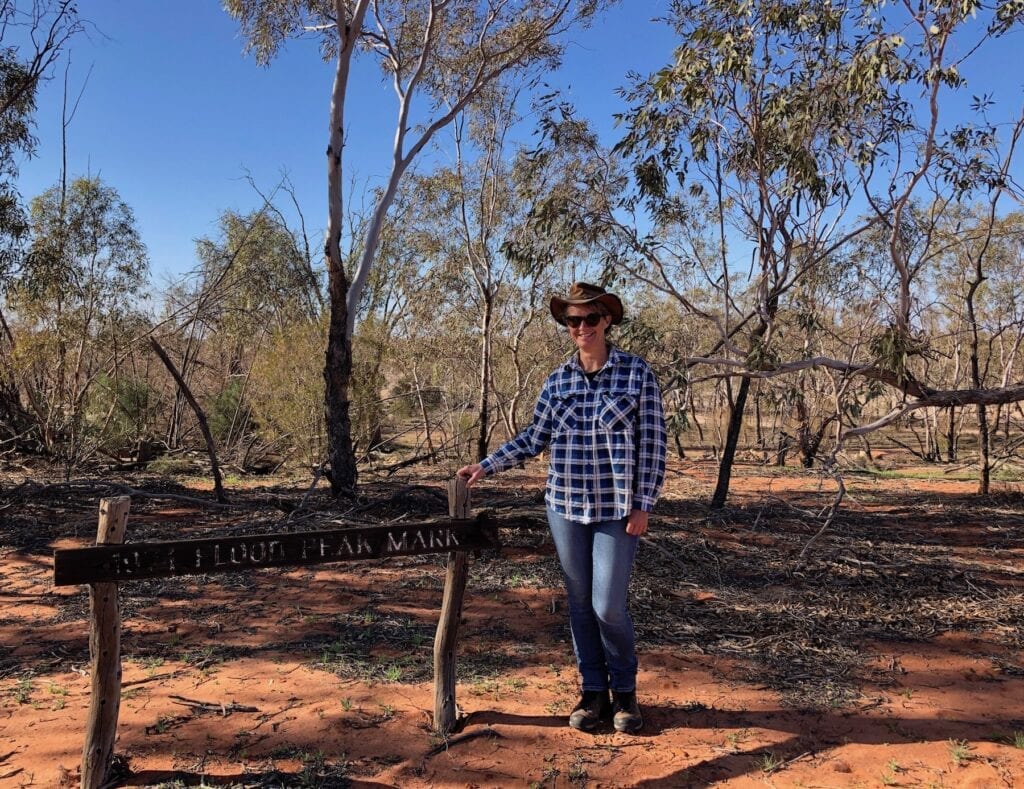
[85,372,160,451]
[1,2,82,277]
[350,326,388,457]
[389,372,443,419]
[147,455,194,475]
[20,177,147,310]
[207,378,248,446]
[746,337,781,372]
[615,312,663,359]
[617,0,898,207]
[4,176,148,461]
[194,208,322,337]
[869,325,929,382]
[249,318,327,468]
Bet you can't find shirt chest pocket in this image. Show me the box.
[598,389,639,432]
[551,393,579,436]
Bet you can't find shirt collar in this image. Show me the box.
[565,344,624,375]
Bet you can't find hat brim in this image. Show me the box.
[550,293,624,326]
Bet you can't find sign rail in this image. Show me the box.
[53,516,494,586]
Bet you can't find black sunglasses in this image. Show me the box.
[565,312,604,328]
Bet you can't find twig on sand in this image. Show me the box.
[765,750,815,774]
[121,670,189,688]
[424,726,503,759]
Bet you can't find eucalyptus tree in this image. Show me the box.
[181,208,325,451]
[805,4,1024,471]
[0,0,81,256]
[933,207,1024,491]
[0,0,82,449]
[195,208,323,338]
[524,1,902,506]
[225,0,609,493]
[523,0,1024,506]
[400,84,549,461]
[7,176,148,465]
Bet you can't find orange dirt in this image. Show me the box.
[1,460,1023,787]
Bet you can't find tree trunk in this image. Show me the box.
[753,384,764,449]
[322,0,369,494]
[710,375,751,509]
[688,387,704,443]
[325,280,357,493]
[946,405,957,462]
[924,408,939,461]
[859,434,874,462]
[965,249,989,495]
[166,327,201,450]
[794,393,815,468]
[977,404,991,495]
[476,296,493,462]
[412,363,435,458]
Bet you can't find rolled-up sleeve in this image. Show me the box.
[632,364,667,512]
[480,379,554,475]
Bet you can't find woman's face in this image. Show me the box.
[565,304,611,354]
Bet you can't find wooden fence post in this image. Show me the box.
[81,496,129,789]
[433,476,470,734]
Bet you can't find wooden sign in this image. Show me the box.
[54,517,495,586]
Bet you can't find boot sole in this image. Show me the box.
[613,718,643,734]
[569,714,604,732]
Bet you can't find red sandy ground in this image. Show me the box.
[1,462,1023,788]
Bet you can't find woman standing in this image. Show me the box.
[458,282,667,734]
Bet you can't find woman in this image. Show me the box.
[458,282,667,734]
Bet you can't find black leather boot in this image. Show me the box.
[568,689,611,732]
[612,690,643,733]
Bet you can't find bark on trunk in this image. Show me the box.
[711,375,751,509]
[476,297,493,462]
[325,306,357,492]
[965,249,990,495]
[322,0,370,494]
[977,404,991,495]
[946,405,957,463]
[754,385,764,449]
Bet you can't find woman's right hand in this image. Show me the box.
[457,463,486,487]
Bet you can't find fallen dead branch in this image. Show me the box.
[3,479,236,509]
[150,337,226,503]
[168,695,259,715]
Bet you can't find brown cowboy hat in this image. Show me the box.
[550,282,624,326]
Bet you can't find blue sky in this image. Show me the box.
[14,2,1024,287]
[15,1,679,283]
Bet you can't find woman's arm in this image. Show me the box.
[632,363,667,512]
[458,377,555,486]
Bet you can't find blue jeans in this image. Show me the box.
[546,508,639,693]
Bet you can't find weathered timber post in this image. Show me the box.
[81,496,130,789]
[433,476,470,734]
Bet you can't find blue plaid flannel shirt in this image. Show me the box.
[480,346,667,524]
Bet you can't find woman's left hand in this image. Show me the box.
[626,509,649,536]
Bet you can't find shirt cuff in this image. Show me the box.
[480,457,498,475]
[633,494,657,512]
